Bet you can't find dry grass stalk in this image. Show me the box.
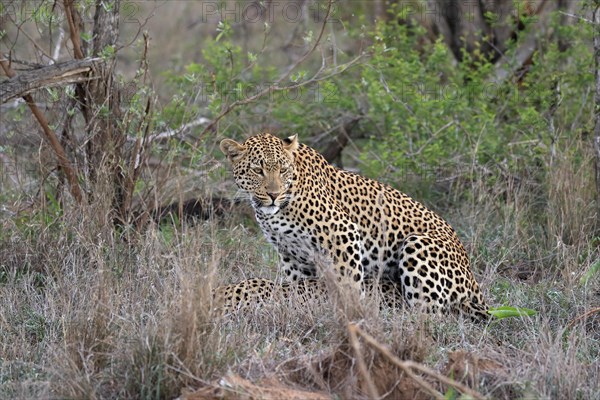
[348,323,486,400]
[347,323,380,399]
[187,373,333,400]
[567,307,600,331]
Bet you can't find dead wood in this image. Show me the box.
[0,58,102,104]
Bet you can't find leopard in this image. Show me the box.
[213,277,404,315]
[218,133,489,320]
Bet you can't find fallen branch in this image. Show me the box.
[187,372,332,400]
[348,323,486,400]
[0,58,102,104]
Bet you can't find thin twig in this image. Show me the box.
[559,11,594,24]
[567,307,600,331]
[237,24,270,77]
[4,14,54,62]
[281,0,334,80]
[406,121,455,157]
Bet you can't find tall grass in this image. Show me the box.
[1,140,598,399]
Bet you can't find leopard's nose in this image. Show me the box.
[267,192,280,201]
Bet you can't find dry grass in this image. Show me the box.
[1,149,599,399]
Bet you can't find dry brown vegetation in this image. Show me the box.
[1,164,598,398]
[1,1,600,399]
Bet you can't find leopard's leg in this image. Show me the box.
[373,279,405,308]
[213,278,276,315]
[279,250,319,281]
[324,221,366,290]
[394,234,489,321]
[278,222,364,291]
[280,278,328,303]
[459,299,490,322]
[213,277,328,315]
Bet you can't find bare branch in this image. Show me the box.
[131,117,211,143]
[64,0,85,59]
[193,50,364,149]
[51,28,65,63]
[559,11,594,24]
[489,1,558,86]
[567,307,600,330]
[276,0,334,84]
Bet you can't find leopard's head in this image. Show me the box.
[220,133,298,214]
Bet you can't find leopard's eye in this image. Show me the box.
[251,166,263,175]
[280,166,291,174]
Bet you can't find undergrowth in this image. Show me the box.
[1,1,599,399]
[0,171,598,398]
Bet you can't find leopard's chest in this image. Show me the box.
[256,210,313,249]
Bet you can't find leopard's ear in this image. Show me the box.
[283,134,299,153]
[220,139,247,162]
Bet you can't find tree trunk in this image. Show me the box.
[74,0,128,224]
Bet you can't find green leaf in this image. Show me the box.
[100,45,116,60]
[444,384,456,400]
[290,71,307,83]
[580,259,600,285]
[81,32,92,42]
[215,20,231,42]
[488,306,537,319]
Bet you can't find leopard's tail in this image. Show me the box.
[460,299,490,322]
